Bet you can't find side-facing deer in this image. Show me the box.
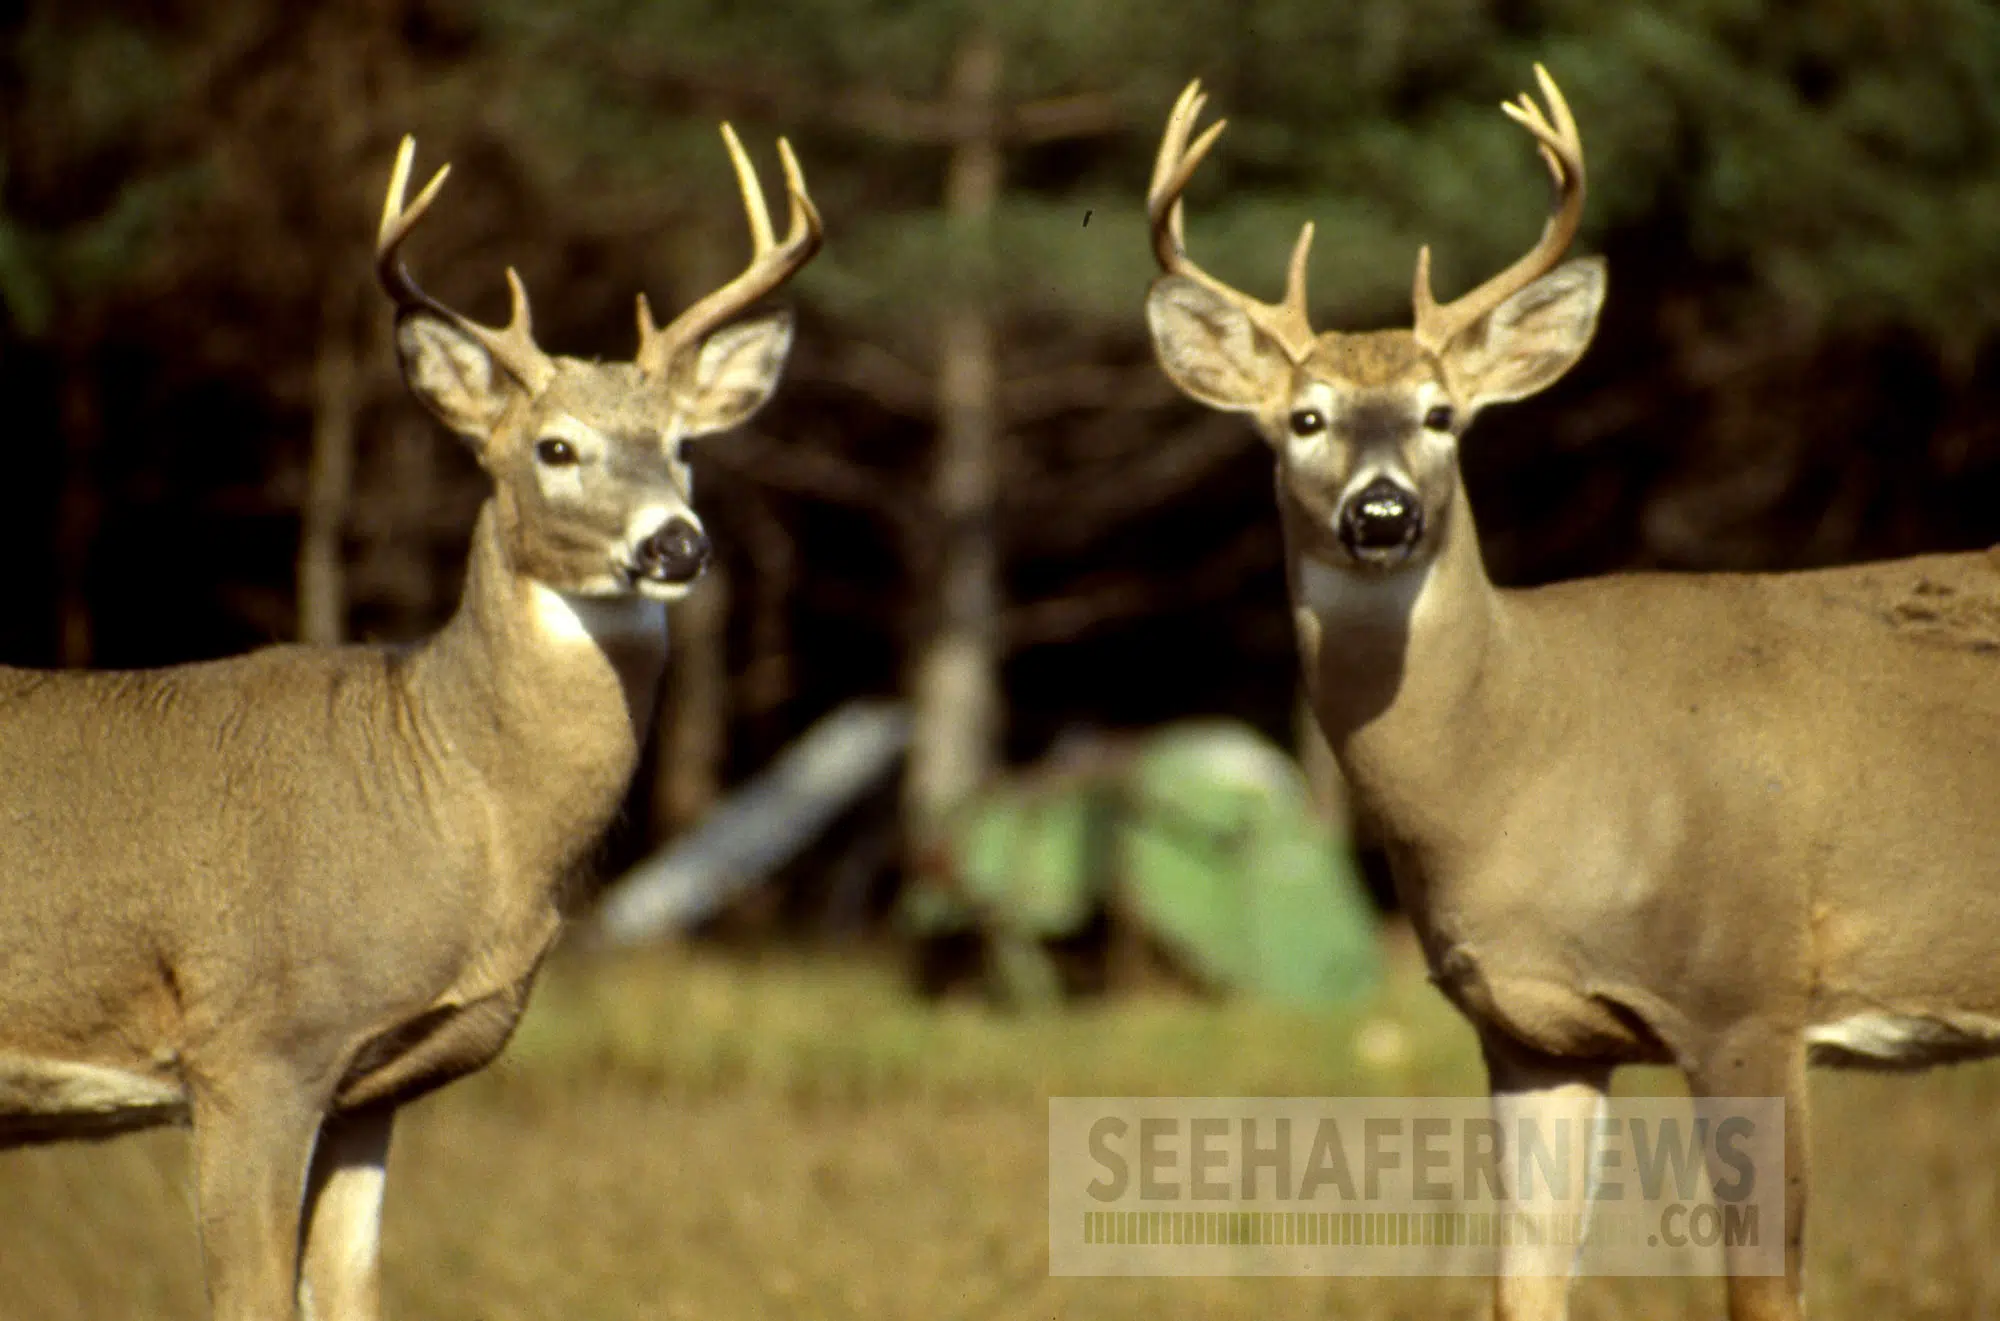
[0,126,819,1320]
[1143,65,2000,1321]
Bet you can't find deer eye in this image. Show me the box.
[1423,404,1455,432]
[534,437,579,467]
[1288,409,1326,437]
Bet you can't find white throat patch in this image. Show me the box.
[1297,555,1435,628]
[529,583,670,650]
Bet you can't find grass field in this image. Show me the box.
[3,923,1998,1320]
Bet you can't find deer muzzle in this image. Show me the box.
[633,517,711,585]
[1337,477,1425,566]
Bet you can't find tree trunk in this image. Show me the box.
[655,564,732,835]
[905,29,1004,854]
[55,352,99,667]
[298,285,358,646]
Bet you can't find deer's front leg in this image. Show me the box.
[1688,1027,1808,1321]
[189,1062,329,1321]
[298,1103,396,1321]
[1485,1040,1611,1321]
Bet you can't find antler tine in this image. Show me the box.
[1147,82,1210,229]
[1147,96,1227,272]
[720,122,776,253]
[376,137,454,317]
[1147,80,1318,362]
[637,125,824,382]
[1412,63,1587,354]
[376,135,556,393]
[1284,221,1316,322]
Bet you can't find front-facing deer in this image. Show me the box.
[1144,66,2000,1321]
[0,126,818,1320]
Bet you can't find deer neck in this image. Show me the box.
[401,500,669,886]
[1284,486,1524,839]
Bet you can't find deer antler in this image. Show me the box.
[636,124,824,385]
[1411,64,1586,354]
[1148,80,1319,363]
[376,137,557,394]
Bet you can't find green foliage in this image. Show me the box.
[3,0,1994,756]
[9,0,1996,351]
[465,0,2000,350]
[0,14,200,338]
[15,15,183,149]
[0,168,205,342]
[1535,0,2000,340]
[18,0,1982,355]
[0,181,49,336]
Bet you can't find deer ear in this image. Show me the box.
[680,308,795,437]
[1447,257,1605,410]
[1146,275,1293,414]
[395,313,521,442]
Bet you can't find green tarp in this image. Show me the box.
[903,720,1381,1007]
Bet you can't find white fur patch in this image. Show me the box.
[322,1162,385,1277]
[531,415,606,501]
[1490,1081,1608,1280]
[1576,1091,1611,1266]
[298,1151,389,1321]
[1297,555,1435,627]
[0,1052,185,1117]
[528,583,670,648]
[625,503,680,546]
[1805,1012,2000,1065]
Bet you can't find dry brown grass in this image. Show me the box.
[3,930,1997,1320]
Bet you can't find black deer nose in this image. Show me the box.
[634,518,710,585]
[1338,478,1424,561]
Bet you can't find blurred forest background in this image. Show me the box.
[2,0,1998,953]
[10,4,2000,1316]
